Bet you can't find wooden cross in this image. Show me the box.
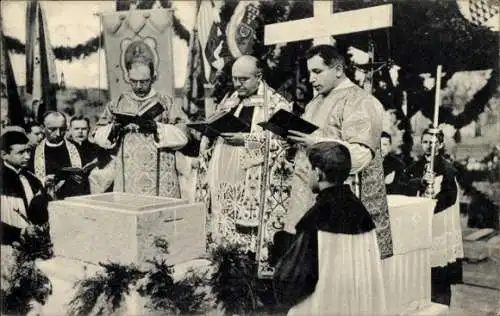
[264,1,393,45]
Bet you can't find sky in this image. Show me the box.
[1,0,197,89]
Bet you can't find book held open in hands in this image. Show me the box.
[55,159,99,184]
[257,109,318,138]
[187,110,251,138]
[112,101,165,125]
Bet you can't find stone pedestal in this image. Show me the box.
[383,195,448,315]
[49,192,206,268]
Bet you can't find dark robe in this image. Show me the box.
[273,185,375,308]
[1,164,50,245]
[69,139,98,166]
[31,141,90,199]
[407,155,458,214]
[383,154,409,195]
[407,155,462,306]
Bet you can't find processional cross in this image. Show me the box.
[256,0,393,278]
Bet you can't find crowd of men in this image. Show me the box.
[1,44,463,313]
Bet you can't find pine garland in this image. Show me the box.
[68,237,211,315]
[4,2,191,62]
[208,243,279,315]
[1,246,52,315]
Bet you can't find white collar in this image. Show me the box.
[128,89,157,101]
[333,78,356,91]
[45,140,64,147]
[4,162,21,174]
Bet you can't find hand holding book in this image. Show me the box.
[287,130,319,147]
[257,109,318,140]
[187,110,250,138]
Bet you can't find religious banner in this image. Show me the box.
[1,14,24,127]
[457,0,499,31]
[101,8,175,100]
[226,0,260,58]
[25,0,58,122]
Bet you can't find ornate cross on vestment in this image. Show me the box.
[256,0,394,278]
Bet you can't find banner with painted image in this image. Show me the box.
[101,8,175,100]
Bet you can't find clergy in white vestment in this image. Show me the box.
[286,45,394,259]
[94,46,189,198]
[196,55,294,259]
[274,141,386,315]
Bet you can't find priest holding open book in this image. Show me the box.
[285,45,394,260]
[93,41,189,198]
[195,55,294,256]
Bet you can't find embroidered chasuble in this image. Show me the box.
[195,82,294,275]
[94,90,188,198]
[287,79,394,259]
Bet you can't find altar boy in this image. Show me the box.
[274,141,386,315]
[1,130,52,258]
[407,127,463,306]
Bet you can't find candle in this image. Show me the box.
[433,65,442,128]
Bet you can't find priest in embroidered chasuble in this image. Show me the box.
[94,61,188,198]
[286,45,394,259]
[31,112,88,199]
[195,56,294,266]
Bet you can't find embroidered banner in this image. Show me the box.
[101,9,175,100]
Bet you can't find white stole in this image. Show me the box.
[34,139,82,181]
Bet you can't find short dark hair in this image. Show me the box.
[422,127,444,143]
[1,130,29,153]
[70,115,90,127]
[305,44,346,68]
[307,141,351,184]
[381,131,392,142]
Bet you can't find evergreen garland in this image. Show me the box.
[4,0,191,62]
[68,262,146,316]
[1,246,52,315]
[68,237,211,315]
[208,243,279,315]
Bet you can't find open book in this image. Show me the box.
[187,110,251,137]
[258,109,318,138]
[55,159,99,183]
[112,100,164,125]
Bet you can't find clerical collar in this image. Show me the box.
[4,161,22,174]
[130,89,156,101]
[333,78,356,91]
[45,140,64,147]
[321,78,356,96]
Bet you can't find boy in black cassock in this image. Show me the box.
[1,130,53,258]
[381,131,408,194]
[407,128,463,306]
[274,141,386,315]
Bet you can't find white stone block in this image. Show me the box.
[49,192,206,268]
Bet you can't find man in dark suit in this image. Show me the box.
[381,131,408,194]
[1,130,52,258]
